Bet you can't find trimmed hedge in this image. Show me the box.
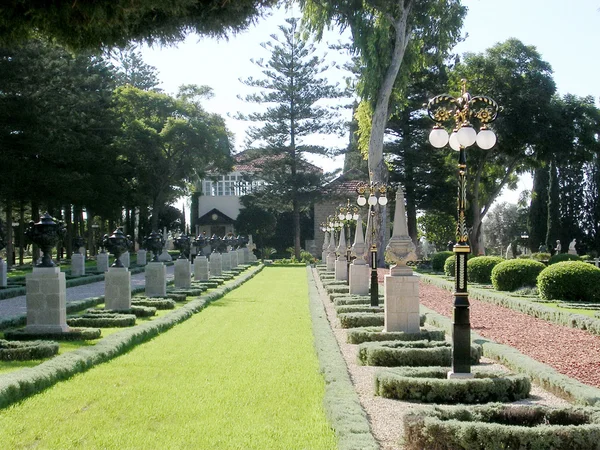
[132,297,176,310]
[346,327,445,345]
[467,256,504,284]
[538,261,600,302]
[339,313,426,329]
[0,339,59,361]
[548,253,581,265]
[333,296,372,306]
[443,255,455,277]
[357,340,482,367]
[491,259,546,291]
[335,305,384,315]
[432,251,453,273]
[375,366,530,403]
[67,312,137,328]
[403,403,600,450]
[3,327,101,341]
[165,292,187,302]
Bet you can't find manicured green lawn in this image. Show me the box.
[0,267,337,449]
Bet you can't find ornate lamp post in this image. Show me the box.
[173,234,191,259]
[143,230,164,262]
[356,177,389,307]
[25,213,66,267]
[337,200,360,285]
[426,79,500,376]
[193,233,206,257]
[103,228,132,268]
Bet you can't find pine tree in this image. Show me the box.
[237,17,344,259]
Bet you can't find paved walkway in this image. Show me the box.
[0,265,175,319]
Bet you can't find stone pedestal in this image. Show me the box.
[231,250,239,269]
[248,251,257,262]
[25,267,69,333]
[145,262,167,297]
[96,252,109,272]
[71,253,85,277]
[194,256,209,281]
[0,258,7,287]
[326,253,336,272]
[158,249,172,262]
[137,249,147,266]
[322,250,328,263]
[221,252,232,271]
[349,262,369,295]
[335,257,348,281]
[105,267,131,310]
[209,253,222,277]
[120,251,130,268]
[384,266,420,333]
[237,248,245,266]
[174,258,192,289]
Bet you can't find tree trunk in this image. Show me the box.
[31,199,40,263]
[5,199,13,270]
[151,196,162,231]
[18,200,25,265]
[546,160,561,253]
[65,204,73,259]
[86,209,94,257]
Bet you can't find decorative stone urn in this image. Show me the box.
[72,235,86,254]
[193,234,206,256]
[143,230,165,262]
[25,213,66,267]
[102,229,132,268]
[173,234,191,259]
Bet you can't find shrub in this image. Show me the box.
[338,312,384,328]
[335,305,384,315]
[346,327,445,344]
[467,256,504,284]
[491,259,546,292]
[443,255,455,277]
[165,293,187,302]
[132,297,176,309]
[0,339,59,361]
[375,367,530,403]
[4,327,101,341]
[538,261,600,302]
[548,253,580,265]
[431,251,453,273]
[531,252,551,262]
[403,403,600,450]
[67,312,137,328]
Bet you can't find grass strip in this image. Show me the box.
[306,267,379,450]
[0,266,337,450]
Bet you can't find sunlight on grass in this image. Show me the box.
[0,267,337,449]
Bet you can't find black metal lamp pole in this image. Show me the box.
[427,79,499,375]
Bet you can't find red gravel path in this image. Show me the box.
[376,268,600,388]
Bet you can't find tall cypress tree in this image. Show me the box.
[237,17,344,259]
[528,165,549,252]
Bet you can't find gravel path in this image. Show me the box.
[0,265,175,318]
[419,282,600,389]
[315,269,571,450]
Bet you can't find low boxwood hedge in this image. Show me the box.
[333,296,372,306]
[538,261,600,302]
[491,259,546,292]
[335,305,384,315]
[0,339,59,361]
[346,326,444,344]
[3,327,102,341]
[357,340,482,367]
[375,366,530,404]
[67,312,137,328]
[467,256,504,284]
[432,251,453,273]
[403,403,600,450]
[132,297,176,310]
[165,292,187,302]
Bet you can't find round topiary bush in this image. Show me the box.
[537,261,600,302]
[403,403,600,450]
[548,253,580,265]
[467,256,504,284]
[432,251,453,273]
[443,255,455,277]
[375,366,530,403]
[491,259,546,292]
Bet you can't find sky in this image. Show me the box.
[140,0,600,208]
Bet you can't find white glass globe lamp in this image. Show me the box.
[378,196,388,206]
[429,126,449,148]
[367,194,378,206]
[345,212,352,220]
[476,127,497,150]
[357,195,367,206]
[457,124,477,148]
[449,131,460,151]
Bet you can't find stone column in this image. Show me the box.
[335,226,348,281]
[209,252,222,277]
[0,258,6,288]
[194,255,209,281]
[71,252,85,277]
[120,251,130,268]
[221,251,232,271]
[326,232,337,272]
[350,216,369,296]
[174,258,192,289]
[321,231,330,263]
[25,267,69,333]
[137,249,147,266]
[96,252,109,272]
[384,188,419,333]
[231,249,239,269]
[105,267,131,310]
[145,262,167,297]
[242,247,250,263]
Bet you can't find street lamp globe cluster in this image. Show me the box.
[426,79,500,377]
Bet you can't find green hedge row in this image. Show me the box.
[335,305,384,315]
[346,327,445,345]
[420,303,600,406]
[0,339,59,361]
[132,297,176,310]
[338,312,426,329]
[333,296,374,306]
[403,403,600,450]
[4,327,101,341]
[67,312,137,328]
[375,366,530,404]
[0,265,264,411]
[357,340,482,367]
[306,268,378,450]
